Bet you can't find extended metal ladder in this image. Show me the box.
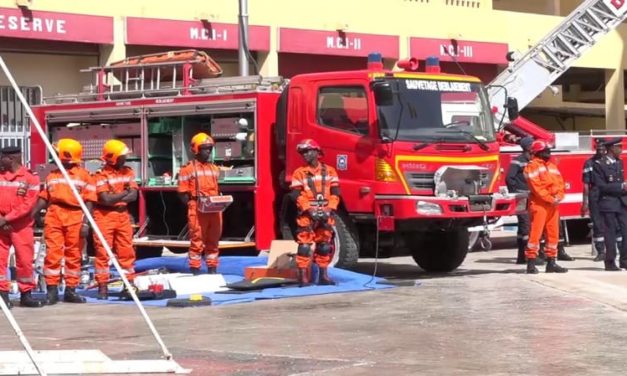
[45,60,284,104]
[488,0,627,125]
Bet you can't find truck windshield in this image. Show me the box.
[377,78,495,143]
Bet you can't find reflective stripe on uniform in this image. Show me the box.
[0,181,39,190]
[96,176,133,186]
[43,268,61,276]
[593,236,605,242]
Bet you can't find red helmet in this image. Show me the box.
[530,140,549,154]
[296,139,322,154]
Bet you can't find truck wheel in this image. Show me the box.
[468,231,480,252]
[331,211,360,268]
[410,229,469,272]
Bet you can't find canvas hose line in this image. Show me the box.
[0,56,174,361]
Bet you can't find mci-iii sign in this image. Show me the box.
[410,37,508,64]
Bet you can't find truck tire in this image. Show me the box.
[279,195,359,268]
[410,229,469,272]
[332,210,360,268]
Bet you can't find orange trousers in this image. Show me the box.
[0,217,35,293]
[43,205,84,288]
[295,214,335,269]
[187,200,222,269]
[93,208,135,284]
[526,200,559,259]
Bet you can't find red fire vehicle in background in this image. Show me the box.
[29,51,521,272]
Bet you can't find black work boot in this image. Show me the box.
[515,239,526,264]
[317,267,336,286]
[20,291,44,308]
[526,259,539,274]
[557,245,575,261]
[545,258,568,273]
[63,287,86,303]
[206,266,217,275]
[46,285,59,305]
[119,284,137,300]
[619,260,627,270]
[0,291,12,309]
[593,242,606,262]
[538,248,546,260]
[97,284,109,300]
[605,261,621,271]
[297,268,311,287]
[189,267,201,276]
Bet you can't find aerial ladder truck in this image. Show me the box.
[472,0,627,251]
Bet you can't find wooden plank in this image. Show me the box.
[132,239,255,249]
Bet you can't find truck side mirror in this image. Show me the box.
[506,97,519,120]
[371,80,393,106]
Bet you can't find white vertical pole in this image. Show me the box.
[0,297,46,375]
[0,56,173,360]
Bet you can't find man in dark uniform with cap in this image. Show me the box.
[592,137,627,271]
[0,146,44,308]
[506,136,539,264]
[582,137,607,262]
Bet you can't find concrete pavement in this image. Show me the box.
[2,240,627,375]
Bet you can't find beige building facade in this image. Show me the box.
[0,0,625,132]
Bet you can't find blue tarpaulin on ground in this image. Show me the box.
[76,256,394,307]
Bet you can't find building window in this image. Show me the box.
[317,87,369,135]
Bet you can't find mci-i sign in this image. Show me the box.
[126,17,270,51]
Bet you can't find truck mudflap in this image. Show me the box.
[373,193,521,220]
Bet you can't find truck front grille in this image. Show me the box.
[405,172,435,191]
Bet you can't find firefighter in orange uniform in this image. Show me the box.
[178,133,223,275]
[290,139,340,286]
[0,146,43,308]
[93,140,138,299]
[523,140,568,274]
[31,139,95,304]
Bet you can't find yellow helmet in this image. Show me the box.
[55,138,83,164]
[101,139,130,165]
[190,132,214,154]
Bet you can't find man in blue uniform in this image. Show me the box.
[592,137,627,271]
[506,137,536,264]
[582,138,607,262]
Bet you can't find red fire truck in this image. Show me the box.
[30,51,522,272]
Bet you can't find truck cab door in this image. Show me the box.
[304,81,376,212]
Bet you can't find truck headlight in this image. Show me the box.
[416,201,443,215]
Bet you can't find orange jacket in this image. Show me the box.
[177,160,220,197]
[290,163,340,212]
[524,157,565,205]
[40,166,97,206]
[93,165,138,207]
[0,166,40,222]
